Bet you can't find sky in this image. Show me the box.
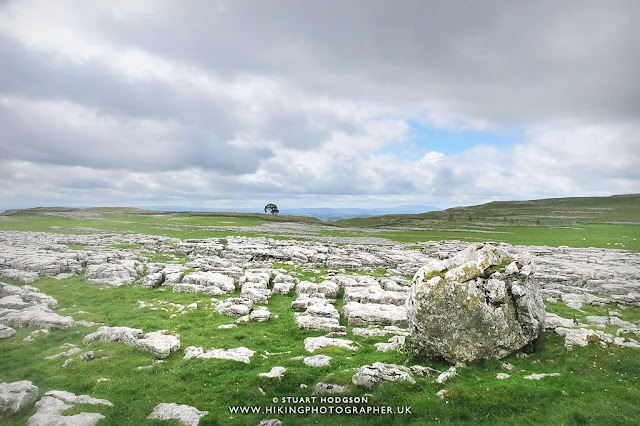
[0,0,639,211]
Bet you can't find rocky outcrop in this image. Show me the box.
[407,243,545,363]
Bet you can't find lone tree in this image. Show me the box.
[264,203,279,215]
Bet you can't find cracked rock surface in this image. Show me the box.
[407,243,546,363]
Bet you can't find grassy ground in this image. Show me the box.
[1,205,639,424]
[1,274,639,425]
[1,210,639,252]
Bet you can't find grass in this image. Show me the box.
[2,274,640,425]
[1,203,640,424]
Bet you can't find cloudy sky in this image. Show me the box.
[1,0,639,211]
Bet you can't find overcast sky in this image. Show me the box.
[1,0,639,211]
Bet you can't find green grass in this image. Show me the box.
[2,275,640,425]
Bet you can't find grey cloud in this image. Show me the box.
[101,0,640,124]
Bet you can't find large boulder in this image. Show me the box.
[407,243,545,363]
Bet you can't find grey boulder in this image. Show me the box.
[407,243,545,363]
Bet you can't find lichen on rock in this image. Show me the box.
[406,243,545,363]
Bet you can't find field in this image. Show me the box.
[1,196,639,425]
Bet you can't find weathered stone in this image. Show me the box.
[1,304,75,330]
[79,351,95,361]
[555,327,614,350]
[374,335,405,352]
[0,380,39,415]
[352,362,415,389]
[409,365,440,378]
[215,298,253,317]
[342,302,408,327]
[258,366,286,378]
[304,336,357,353]
[436,367,457,384]
[147,403,209,426]
[407,243,545,363]
[45,346,82,359]
[135,330,181,359]
[312,382,349,395]
[141,272,165,289]
[250,306,271,322]
[303,355,332,367]
[183,346,255,363]
[85,261,141,287]
[83,326,143,345]
[172,283,226,295]
[0,324,16,339]
[257,420,283,426]
[523,373,560,380]
[27,390,112,426]
[182,272,235,293]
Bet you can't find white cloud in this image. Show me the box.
[0,1,638,210]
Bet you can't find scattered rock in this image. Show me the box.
[303,355,332,367]
[352,362,415,389]
[0,380,39,415]
[257,419,283,426]
[409,365,440,378]
[0,324,16,339]
[496,373,510,379]
[304,336,358,353]
[436,367,457,384]
[28,390,112,426]
[147,402,209,426]
[184,346,256,364]
[523,373,560,380]
[258,366,286,378]
[312,382,349,395]
[135,330,181,359]
[374,335,405,352]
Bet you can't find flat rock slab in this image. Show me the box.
[312,382,349,395]
[1,305,75,330]
[304,336,358,353]
[0,380,39,415]
[258,366,287,378]
[183,346,256,364]
[147,403,209,426]
[28,390,112,426]
[303,355,332,367]
[351,362,415,389]
[342,302,408,327]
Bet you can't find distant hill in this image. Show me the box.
[279,205,441,221]
[335,194,640,227]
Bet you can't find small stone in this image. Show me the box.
[147,402,209,426]
[524,373,560,380]
[312,382,349,395]
[496,373,510,379]
[303,355,332,367]
[79,351,95,361]
[258,366,286,379]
